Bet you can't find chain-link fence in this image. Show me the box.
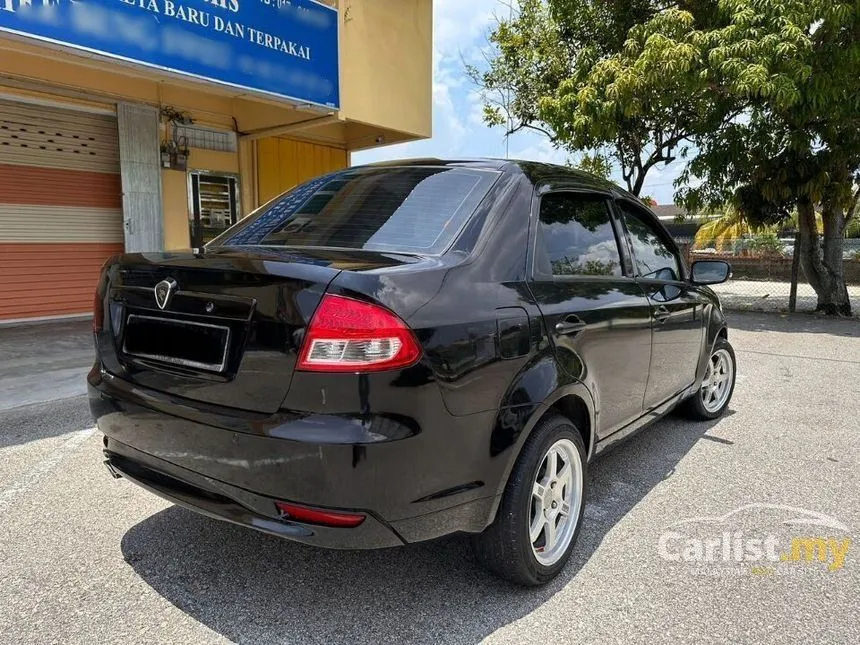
[675,234,860,314]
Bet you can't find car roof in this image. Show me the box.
[357,157,639,201]
[359,157,511,171]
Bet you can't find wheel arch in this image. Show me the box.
[491,376,596,504]
[696,303,729,381]
[545,394,593,459]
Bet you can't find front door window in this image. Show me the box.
[619,203,683,301]
[619,206,680,278]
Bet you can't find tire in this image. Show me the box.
[678,336,737,420]
[471,414,587,586]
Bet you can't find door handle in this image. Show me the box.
[555,316,587,335]
[653,305,671,323]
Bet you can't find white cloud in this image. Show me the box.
[640,158,688,204]
[510,138,568,165]
[466,88,487,128]
[433,0,500,53]
[432,78,466,141]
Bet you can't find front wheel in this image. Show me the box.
[471,414,587,586]
[679,336,736,420]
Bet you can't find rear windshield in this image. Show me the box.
[211,166,500,254]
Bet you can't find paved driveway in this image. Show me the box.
[0,319,92,411]
[0,312,858,644]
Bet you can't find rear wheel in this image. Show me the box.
[679,337,736,420]
[471,414,587,586]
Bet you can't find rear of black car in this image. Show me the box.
[89,164,507,548]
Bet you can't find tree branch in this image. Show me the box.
[506,122,557,142]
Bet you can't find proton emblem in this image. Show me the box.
[154,278,178,310]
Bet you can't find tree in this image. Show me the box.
[474,0,859,314]
[469,0,731,196]
[568,151,613,179]
[676,0,860,314]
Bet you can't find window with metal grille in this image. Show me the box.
[190,172,239,248]
[174,124,237,153]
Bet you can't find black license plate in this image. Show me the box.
[122,314,230,373]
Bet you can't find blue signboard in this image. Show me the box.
[0,0,340,109]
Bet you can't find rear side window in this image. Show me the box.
[212,166,499,254]
[535,193,622,277]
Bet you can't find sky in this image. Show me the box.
[352,0,684,205]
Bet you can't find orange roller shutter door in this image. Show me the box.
[0,99,123,321]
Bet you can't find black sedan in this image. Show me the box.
[89,159,736,586]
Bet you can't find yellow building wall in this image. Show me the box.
[162,149,240,250]
[257,138,349,204]
[340,0,433,142]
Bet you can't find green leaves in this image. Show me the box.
[684,0,860,220]
[471,0,859,211]
[471,0,714,194]
[470,0,857,311]
[570,151,614,179]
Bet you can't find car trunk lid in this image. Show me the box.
[96,248,422,414]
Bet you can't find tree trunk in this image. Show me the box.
[631,171,645,196]
[797,200,852,316]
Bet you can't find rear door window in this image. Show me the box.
[534,193,623,277]
[213,166,499,254]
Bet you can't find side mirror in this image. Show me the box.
[691,260,731,285]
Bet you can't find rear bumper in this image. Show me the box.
[88,366,501,549]
[103,440,404,549]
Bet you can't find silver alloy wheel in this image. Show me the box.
[530,438,583,566]
[700,347,733,413]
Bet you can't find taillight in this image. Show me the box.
[275,501,365,528]
[297,294,422,373]
[93,291,104,333]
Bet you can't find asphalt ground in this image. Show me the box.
[0,311,858,644]
[0,319,92,411]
